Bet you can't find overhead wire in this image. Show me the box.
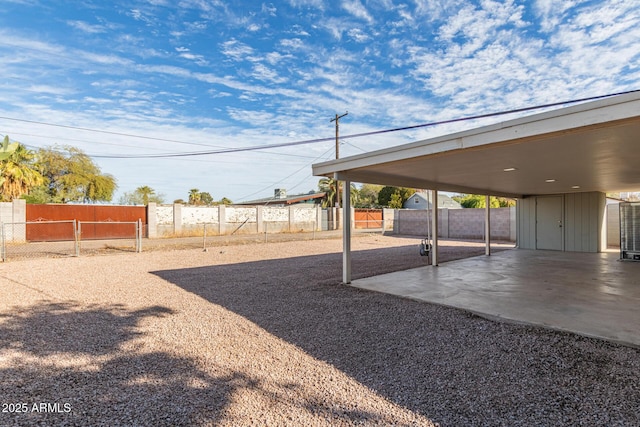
[236,145,336,202]
[0,131,321,162]
[2,88,637,159]
[341,139,368,153]
[0,116,231,149]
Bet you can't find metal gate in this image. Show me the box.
[1,219,143,261]
[620,202,640,261]
[26,204,147,241]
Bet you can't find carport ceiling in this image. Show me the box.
[312,91,640,198]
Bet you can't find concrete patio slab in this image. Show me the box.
[352,249,640,347]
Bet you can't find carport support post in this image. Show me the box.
[431,189,438,266]
[340,174,352,284]
[485,195,491,256]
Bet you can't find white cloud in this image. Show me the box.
[321,17,352,40]
[184,21,208,32]
[179,52,208,65]
[438,0,525,46]
[342,0,373,24]
[412,0,466,21]
[0,31,66,58]
[29,85,75,95]
[66,20,108,34]
[265,51,293,65]
[220,39,256,61]
[289,24,310,37]
[81,51,132,67]
[533,0,583,32]
[174,46,208,65]
[279,38,305,50]
[226,108,275,126]
[347,28,370,43]
[251,63,287,83]
[262,3,277,16]
[83,96,114,105]
[286,0,325,10]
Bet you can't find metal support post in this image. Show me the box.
[485,195,491,256]
[431,189,439,266]
[342,178,352,284]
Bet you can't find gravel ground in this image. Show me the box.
[0,234,638,426]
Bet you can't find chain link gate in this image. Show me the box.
[1,219,142,261]
[1,220,78,261]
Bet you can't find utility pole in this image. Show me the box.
[330,111,348,160]
[330,112,348,208]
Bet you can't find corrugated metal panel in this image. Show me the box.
[26,205,147,241]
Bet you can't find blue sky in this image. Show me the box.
[1,0,638,203]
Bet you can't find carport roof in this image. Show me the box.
[312,91,640,198]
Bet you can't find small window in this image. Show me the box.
[415,198,420,204]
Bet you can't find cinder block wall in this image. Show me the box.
[149,203,323,237]
[394,207,515,241]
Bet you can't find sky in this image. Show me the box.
[0,0,639,203]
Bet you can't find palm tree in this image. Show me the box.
[0,143,44,201]
[0,136,18,161]
[318,178,358,208]
[188,188,201,205]
[136,186,155,205]
[318,178,337,208]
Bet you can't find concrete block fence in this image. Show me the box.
[390,207,517,241]
[147,203,324,237]
[146,203,517,241]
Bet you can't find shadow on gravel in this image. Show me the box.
[0,301,234,426]
[153,245,640,427]
[0,299,415,426]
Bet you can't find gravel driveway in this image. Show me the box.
[0,235,638,426]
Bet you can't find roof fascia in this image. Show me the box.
[334,171,523,198]
[313,92,640,177]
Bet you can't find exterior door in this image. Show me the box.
[536,196,564,250]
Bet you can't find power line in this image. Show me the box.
[0,116,231,149]
[2,89,638,160]
[236,145,335,202]
[341,139,368,153]
[335,88,640,141]
[0,131,321,161]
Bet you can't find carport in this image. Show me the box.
[312,91,640,345]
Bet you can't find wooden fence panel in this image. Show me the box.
[354,209,383,229]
